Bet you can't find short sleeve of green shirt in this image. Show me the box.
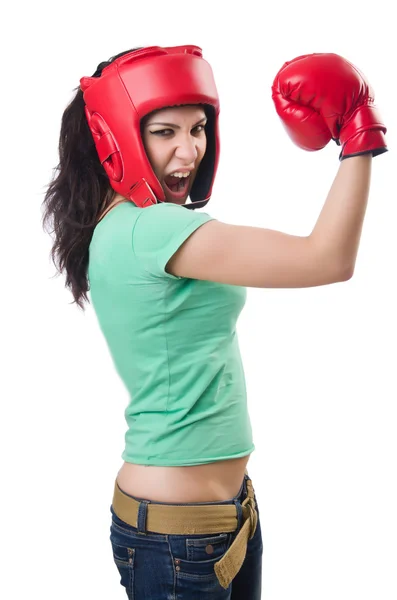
[132,202,216,280]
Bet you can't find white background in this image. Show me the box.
[1,0,396,598]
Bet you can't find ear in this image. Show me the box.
[85,108,123,182]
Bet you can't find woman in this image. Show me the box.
[42,46,387,599]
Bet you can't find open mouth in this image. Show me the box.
[163,175,190,199]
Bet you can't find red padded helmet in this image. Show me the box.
[80,45,220,210]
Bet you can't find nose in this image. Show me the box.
[174,133,199,164]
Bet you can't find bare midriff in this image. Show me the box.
[116,455,251,503]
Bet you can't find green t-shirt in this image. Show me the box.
[88,201,255,466]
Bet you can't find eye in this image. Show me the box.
[150,124,206,136]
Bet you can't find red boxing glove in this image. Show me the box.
[271,53,387,160]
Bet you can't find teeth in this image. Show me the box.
[170,172,190,178]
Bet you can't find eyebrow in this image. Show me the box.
[146,116,207,128]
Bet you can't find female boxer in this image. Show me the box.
[41,46,387,599]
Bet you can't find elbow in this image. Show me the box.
[338,264,354,281]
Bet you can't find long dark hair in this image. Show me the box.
[41,47,143,311]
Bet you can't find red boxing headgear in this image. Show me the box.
[79,45,220,210]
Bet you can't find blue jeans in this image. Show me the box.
[109,472,263,599]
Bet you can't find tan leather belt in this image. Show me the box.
[111,469,258,589]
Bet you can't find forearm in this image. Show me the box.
[310,155,372,276]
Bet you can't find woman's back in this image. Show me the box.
[89,200,254,501]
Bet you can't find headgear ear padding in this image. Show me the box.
[80,45,220,210]
[85,109,123,182]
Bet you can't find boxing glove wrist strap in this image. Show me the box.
[339,105,387,160]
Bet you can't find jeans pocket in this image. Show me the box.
[110,540,135,599]
[175,532,232,581]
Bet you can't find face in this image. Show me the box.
[141,105,207,205]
